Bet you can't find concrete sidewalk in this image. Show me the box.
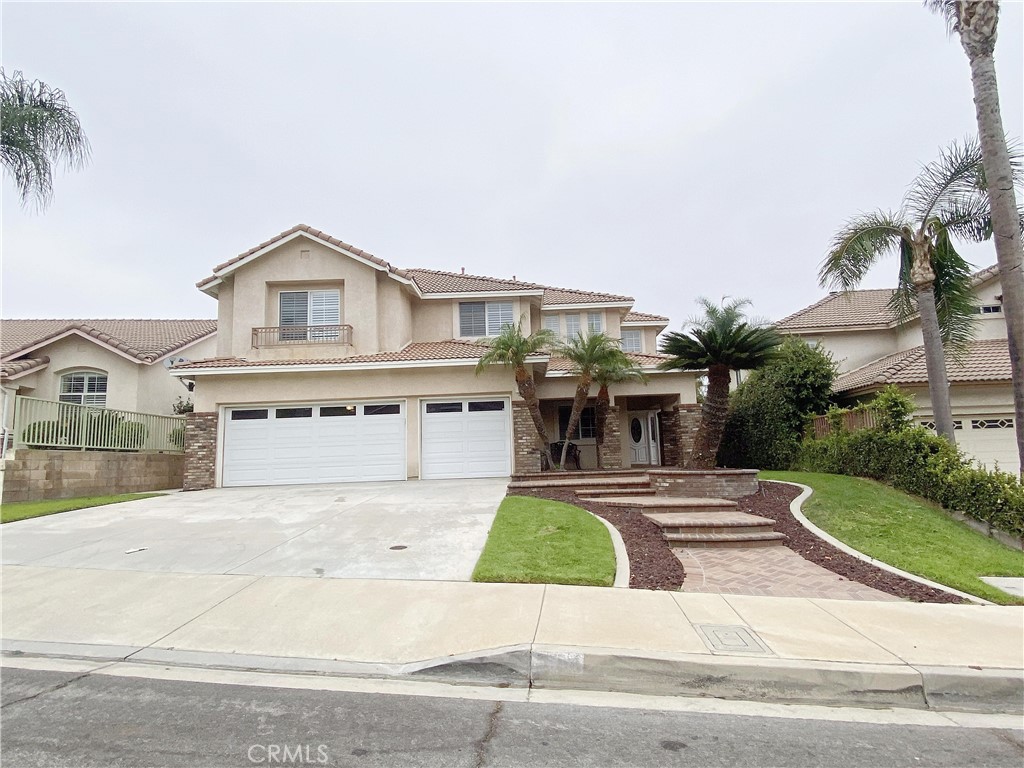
[2,565,1022,713]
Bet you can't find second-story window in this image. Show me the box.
[542,314,560,337]
[565,313,581,339]
[587,312,604,334]
[621,330,642,353]
[280,290,341,341]
[460,301,513,337]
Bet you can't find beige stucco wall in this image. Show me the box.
[191,364,519,480]
[412,301,456,343]
[788,329,897,373]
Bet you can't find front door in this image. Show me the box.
[628,411,660,466]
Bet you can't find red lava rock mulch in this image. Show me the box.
[742,481,962,603]
[512,488,686,591]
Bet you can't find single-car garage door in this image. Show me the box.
[223,402,406,487]
[420,398,511,479]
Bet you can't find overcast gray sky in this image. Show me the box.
[2,1,1022,330]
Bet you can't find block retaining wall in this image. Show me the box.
[1,449,184,503]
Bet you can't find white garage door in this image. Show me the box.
[223,402,406,487]
[420,398,511,479]
[957,416,1019,476]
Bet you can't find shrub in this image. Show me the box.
[718,338,837,470]
[169,425,185,450]
[21,420,63,448]
[872,385,915,434]
[118,421,149,450]
[796,426,1024,537]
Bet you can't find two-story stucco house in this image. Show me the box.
[171,224,701,489]
[776,265,1018,475]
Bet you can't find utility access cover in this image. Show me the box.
[696,624,773,655]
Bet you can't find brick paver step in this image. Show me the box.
[511,470,649,481]
[507,476,651,491]
[664,531,787,548]
[644,511,775,530]
[589,496,737,512]
[576,488,657,498]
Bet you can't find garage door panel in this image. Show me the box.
[420,398,511,480]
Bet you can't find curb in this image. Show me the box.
[761,480,993,606]
[5,639,1020,715]
[588,512,631,588]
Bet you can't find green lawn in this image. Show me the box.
[760,471,1024,605]
[1,493,165,524]
[472,496,616,587]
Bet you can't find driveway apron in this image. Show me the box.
[0,479,506,582]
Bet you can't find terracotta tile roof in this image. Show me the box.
[404,269,543,294]
[775,289,897,330]
[834,338,1011,394]
[541,286,633,306]
[544,351,674,373]
[1,356,49,380]
[198,224,407,288]
[778,264,1001,332]
[623,311,670,324]
[172,340,511,370]
[1,319,217,363]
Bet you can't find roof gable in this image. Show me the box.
[1,319,217,364]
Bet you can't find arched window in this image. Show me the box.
[59,371,107,407]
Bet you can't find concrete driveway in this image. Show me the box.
[0,479,506,581]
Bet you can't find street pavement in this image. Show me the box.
[2,663,1022,768]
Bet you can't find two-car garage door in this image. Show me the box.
[222,397,511,487]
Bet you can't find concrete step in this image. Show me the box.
[589,496,738,513]
[664,531,788,548]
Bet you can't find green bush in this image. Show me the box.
[719,338,837,470]
[21,420,63,448]
[117,421,148,450]
[796,426,1024,537]
[169,425,185,450]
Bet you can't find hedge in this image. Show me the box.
[795,426,1024,537]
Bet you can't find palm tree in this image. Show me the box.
[820,138,1021,443]
[1,69,91,210]
[659,298,780,470]
[555,332,624,470]
[927,0,1024,473]
[593,351,647,468]
[475,322,556,469]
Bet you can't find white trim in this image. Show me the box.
[541,301,633,311]
[3,329,147,366]
[172,353,549,377]
[544,365,670,378]
[422,290,545,300]
[621,320,668,328]
[763,480,992,606]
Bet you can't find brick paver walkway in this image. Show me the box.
[676,547,899,601]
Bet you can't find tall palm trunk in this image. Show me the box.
[594,383,610,469]
[560,373,593,470]
[514,366,553,469]
[957,0,1024,474]
[687,363,730,469]
[910,243,958,443]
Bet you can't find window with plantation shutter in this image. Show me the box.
[622,330,642,353]
[460,301,513,337]
[59,372,107,407]
[587,312,603,334]
[543,314,560,336]
[279,290,340,341]
[565,313,581,339]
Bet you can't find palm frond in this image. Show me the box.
[930,230,978,355]
[474,322,554,373]
[0,68,91,209]
[887,239,918,327]
[819,211,907,290]
[555,332,623,377]
[924,0,960,34]
[660,298,781,373]
[903,138,988,227]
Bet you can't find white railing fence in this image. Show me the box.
[12,396,186,454]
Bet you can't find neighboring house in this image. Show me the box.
[171,224,701,489]
[776,265,1018,475]
[1,319,218,444]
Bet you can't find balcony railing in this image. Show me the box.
[13,396,186,453]
[251,324,353,348]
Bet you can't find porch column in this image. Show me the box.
[660,405,702,468]
[511,401,542,474]
[183,411,218,490]
[598,405,623,469]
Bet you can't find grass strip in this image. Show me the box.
[1,493,165,524]
[760,471,1024,605]
[472,495,616,587]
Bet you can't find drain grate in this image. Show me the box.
[695,624,773,655]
